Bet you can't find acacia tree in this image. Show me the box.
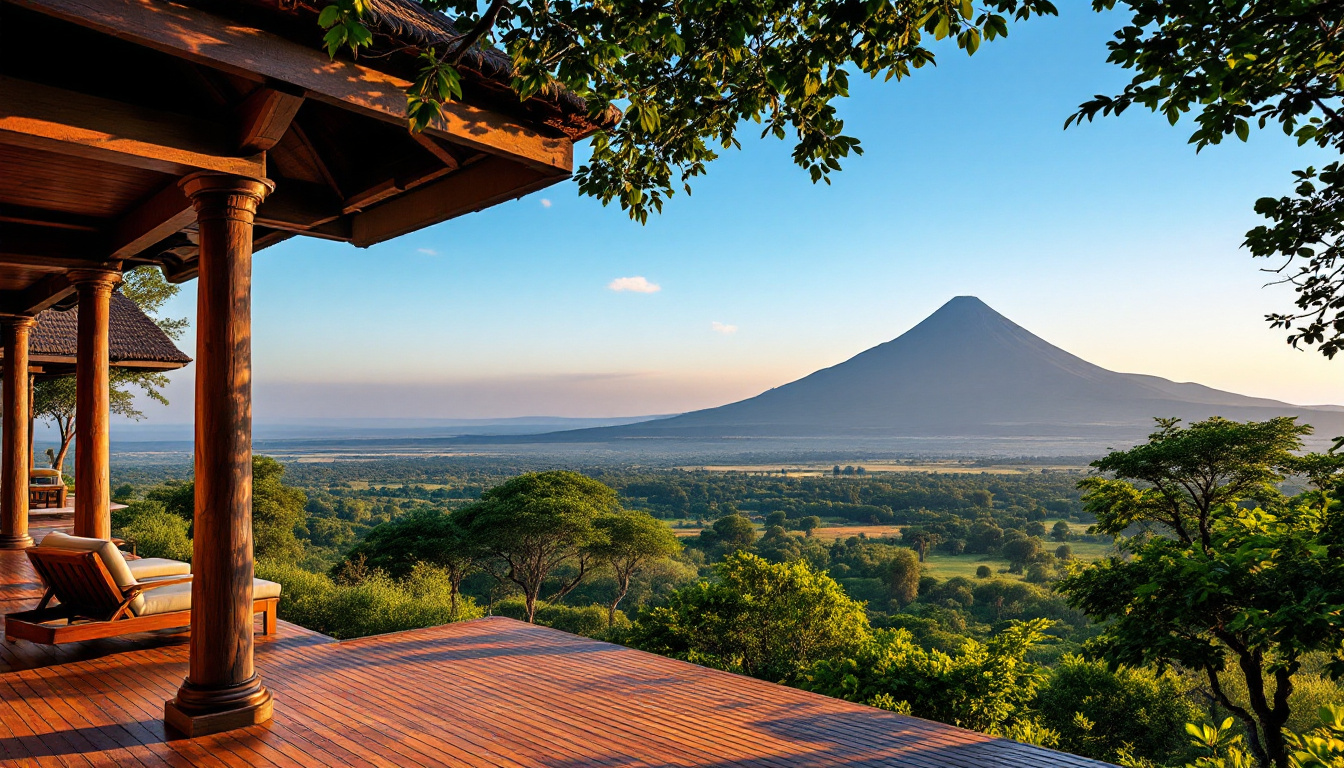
[458,470,618,622]
[1056,417,1344,768]
[592,509,681,627]
[345,509,480,613]
[34,267,184,477]
[320,0,1056,223]
[1070,0,1344,356]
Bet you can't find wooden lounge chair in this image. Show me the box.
[4,536,280,645]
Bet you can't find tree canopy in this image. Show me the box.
[626,551,870,684]
[1070,0,1344,356]
[457,470,620,621]
[324,0,1056,222]
[1057,417,1344,768]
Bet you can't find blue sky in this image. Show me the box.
[138,5,1342,424]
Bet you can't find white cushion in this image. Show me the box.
[126,558,191,579]
[135,581,193,616]
[133,578,282,617]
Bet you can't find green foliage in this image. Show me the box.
[256,559,482,640]
[882,547,921,606]
[626,552,870,684]
[1036,655,1200,765]
[697,513,757,553]
[321,0,1056,223]
[457,471,619,621]
[803,619,1052,733]
[1068,0,1344,355]
[1058,417,1344,768]
[494,597,628,638]
[592,508,682,625]
[137,456,307,563]
[253,456,307,563]
[112,501,192,562]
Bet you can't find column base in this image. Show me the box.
[0,534,33,549]
[164,682,273,737]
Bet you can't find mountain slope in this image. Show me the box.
[547,296,1344,441]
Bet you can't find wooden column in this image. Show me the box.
[165,172,273,737]
[70,269,120,539]
[0,317,37,549]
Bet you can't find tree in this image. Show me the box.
[796,515,822,536]
[803,619,1052,734]
[1056,417,1344,768]
[1035,655,1200,766]
[592,509,682,627]
[1050,520,1071,542]
[765,510,787,528]
[975,565,993,578]
[1069,0,1344,356]
[457,471,617,622]
[148,456,306,563]
[703,513,757,552]
[904,528,939,562]
[344,508,480,613]
[324,0,1055,223]
[34,267,185,478]
[1001,536,1042,569]
[881,548,921,606]
[626,552,870,684]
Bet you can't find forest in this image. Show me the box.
[107,417,1344,768]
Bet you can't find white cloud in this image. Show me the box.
[416,248,438,256]
[711,321,738,335]
[608,276,661,293]
[540,198,553,208]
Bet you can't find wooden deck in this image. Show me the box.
[0,523,1110,767]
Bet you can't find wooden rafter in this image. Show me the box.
[15,0,573,174]
[0,76,264,178]
[237,86,305,153]
[351,156,559,246]
[110,183,196,261]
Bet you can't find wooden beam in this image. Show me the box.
[15,0,574,174]
[256,180,349,239]
[0,76,265,178]
[237,86,305,153]
[0,204,101,233]
[0,273,75,315]
[0,223,109,266]
[111,183,196,260]
[409,133,462,172]
[351,156,560,246]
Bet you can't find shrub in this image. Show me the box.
[114,502,192,562]
[803,619,1052,734]
[494,598,627,638]
[976,565,993,578]
[256,560,482,639]
[1035,655,1199,766]
[626,552,869,684]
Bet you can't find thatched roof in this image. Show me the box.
[26,293,191,370]
[245,0,621,141]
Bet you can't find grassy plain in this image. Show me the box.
[675,460,1089,476]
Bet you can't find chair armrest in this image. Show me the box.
[122,576,193,597]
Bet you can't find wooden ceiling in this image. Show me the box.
[0,0,578,312]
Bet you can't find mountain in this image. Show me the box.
[537,296,1344,445]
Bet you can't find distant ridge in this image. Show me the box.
[521,296,1344,445]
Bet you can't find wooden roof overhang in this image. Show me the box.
[0,0,608,309]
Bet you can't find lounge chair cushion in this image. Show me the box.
[38,531,138,589]
[133,578,282,617]
[126,558,191,579]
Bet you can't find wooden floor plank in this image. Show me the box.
[0,533,1114,768]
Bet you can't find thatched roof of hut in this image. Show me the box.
[26,294,191,371]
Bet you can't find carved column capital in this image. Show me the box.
[179,173,274,220]
[67,269,123,292]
